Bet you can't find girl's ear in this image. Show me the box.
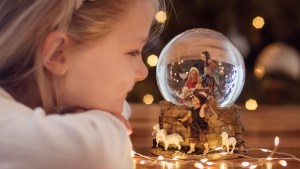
[40,31,70,76]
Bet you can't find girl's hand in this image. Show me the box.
[110,113,133,135]
[57,105,133,135]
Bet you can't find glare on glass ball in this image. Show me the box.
[156,28,245,107]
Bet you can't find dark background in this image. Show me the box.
[127,0,300,105]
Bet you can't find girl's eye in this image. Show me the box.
[127,50,141,57]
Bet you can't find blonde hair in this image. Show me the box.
[0,0,166,113]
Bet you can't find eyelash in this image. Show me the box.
[127,50,141,57]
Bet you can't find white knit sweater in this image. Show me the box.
[0,88,134,169]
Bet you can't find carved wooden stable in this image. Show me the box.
[157,98,245,153]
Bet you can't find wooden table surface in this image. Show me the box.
[129,103,300,169]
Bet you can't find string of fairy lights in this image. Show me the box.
[131,136,300,168]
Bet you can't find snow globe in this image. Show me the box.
[152,28,247,160]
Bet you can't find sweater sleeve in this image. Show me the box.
[121,101,132,120]
[0,107,134,169]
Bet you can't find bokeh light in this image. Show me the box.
[252,16,265,29]
[155,11,167,23]
[245,99,258,110]
[278,160,287,167]
[147,54,158,67]
[242,162,250,167]
[143,94,154,104]
[254,66,265,79]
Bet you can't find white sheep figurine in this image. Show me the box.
[153,124,166,147]
[158,129,183,150]
[221,132,237,153]
[152,124,159,138]
[153,124,184,150]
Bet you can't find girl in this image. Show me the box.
[0,0,165,169]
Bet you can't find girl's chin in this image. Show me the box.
[88,100,124,114]
[102,93,128,113]
[110,101,125,114]
[100,105,122,114]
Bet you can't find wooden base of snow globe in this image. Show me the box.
[151,99,247,161]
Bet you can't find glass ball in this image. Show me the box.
[156,28,245,107]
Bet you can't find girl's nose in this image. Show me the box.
[135,58,148,82]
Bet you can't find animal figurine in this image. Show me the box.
[221,132,237,153]
[159,129,183,150]
[153,124,166,147]
[153,124,183,151]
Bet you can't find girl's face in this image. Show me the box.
[60,1,153,113]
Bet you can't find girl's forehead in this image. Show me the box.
[110,1,155,44]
